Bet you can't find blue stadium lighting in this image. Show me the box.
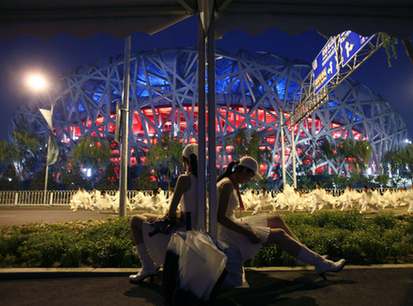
[14,49,408,178]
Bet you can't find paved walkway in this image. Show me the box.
[1,267,412,306]
[0,207,117,226]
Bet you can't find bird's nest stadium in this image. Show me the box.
[13,49,407,179]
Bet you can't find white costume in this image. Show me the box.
[142,173,198,266]
[217,177,271,262]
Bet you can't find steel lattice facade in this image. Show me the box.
[13,49,407,178]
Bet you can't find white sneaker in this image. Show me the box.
[129,267,159,284]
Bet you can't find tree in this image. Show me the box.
[318,138,372,175]
[0,140,17,172]
[337,139,372,174]
[12,130,40,156]
[227,129,269,162]
[375,174,389,186]
[145,136,183,187]
[383,144,413,181]
[9,130,42,181]
[134,166,158,190]
[70,136,111,184]
[0,165,19,190]
[95,163,119,190]
[319,138,335,160]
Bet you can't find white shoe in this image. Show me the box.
[315,259,346,278]
[129,267,159,284]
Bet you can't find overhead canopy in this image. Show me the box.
[1,1,413,37]
[215,0,413,38]
[0,0,197,37]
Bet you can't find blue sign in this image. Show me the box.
[339,31,374,66]
[312,37,339,94]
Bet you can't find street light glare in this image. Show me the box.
[25,73,49,92]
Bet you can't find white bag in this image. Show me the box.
[168,231,227,300]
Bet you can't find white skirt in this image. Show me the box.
[218,214,271,262]
[142,221,185,266]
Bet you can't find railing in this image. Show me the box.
[0,188,402,206]
[0,190,142,206]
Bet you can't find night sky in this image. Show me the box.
[0,16,412,140]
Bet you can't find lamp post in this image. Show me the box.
[24,72,52,203]
[279,110,287,188]
[118,36,132,217]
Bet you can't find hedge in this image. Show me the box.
[0,212,412,268]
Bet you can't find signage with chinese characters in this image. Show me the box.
[312,37,339,94]
[339,31,374,67]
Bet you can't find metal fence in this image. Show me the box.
[0,188,401,206]
[0,190,142,206]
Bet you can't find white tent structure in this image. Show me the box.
[2,0,413,234]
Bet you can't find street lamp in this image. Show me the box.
[24,71,54,203]
[24,72,49,93]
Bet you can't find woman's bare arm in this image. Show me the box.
[167,174,191,219]
[217,181,258,240]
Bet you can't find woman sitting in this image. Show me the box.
[217,156,345,278]
[129,144,199,283]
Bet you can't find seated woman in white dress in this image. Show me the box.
[129,144,199,283]
[217,156,346,278]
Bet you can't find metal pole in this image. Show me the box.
[207,10,217,238]
[119,35,131,217]
[280,110,287,188]
[292,123,297,189]
[44,103,54,204]
[197,15,207,232]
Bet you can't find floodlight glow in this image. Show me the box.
[24,72,49,92]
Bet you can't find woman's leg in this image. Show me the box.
[130,215,145,244]
[264,228,302,256]
[130,215,158,283]
[264,229,345,274]
[130,213,159,244]
[266,215,298,240]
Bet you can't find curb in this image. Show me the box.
[0,268,137,280]
[1,264,412,279]
[246,263,413,272]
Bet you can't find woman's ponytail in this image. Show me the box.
[217,160,239,182]
[189,154,198,177]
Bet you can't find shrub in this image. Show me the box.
[0,212,412,268]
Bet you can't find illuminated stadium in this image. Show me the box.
[13,49,407,178]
